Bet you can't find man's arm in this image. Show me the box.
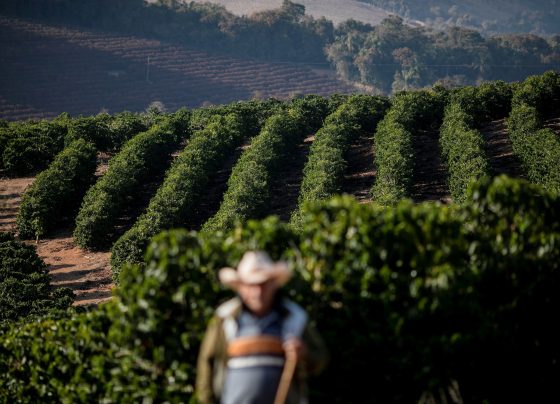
[196,316,221,404]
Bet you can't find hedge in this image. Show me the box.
[1,115,69,176]
[201,97,329,233]
[507,71,560,193]
[16,139,98,239]
[371,91,445,204]
[440,103,490,202]
[65,111,148,152]
[1,176,559,402]
[110,113,245,277]
[291,95,389,225]
[447,81,513,125]
[73,112,190,249]
[0,232,74,325]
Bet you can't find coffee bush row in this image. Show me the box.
[440,103,490,202]
[110,113,245,277]
[291,95,389,225]
[17,139,98,239]
[0,232,74,324]
[201,98,329,233]
[371,91,445,204]
[508,72,560,193]
[73,112,190,249]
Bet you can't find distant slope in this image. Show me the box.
[0,16,354,121]
[359,0,560,34]
[190,0,391,25]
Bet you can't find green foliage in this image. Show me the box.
[447,81,513,124]
[201,98,329,233]
[110,113,245,278]
[372,90,445,204]
[16,139,98,239]
[508,71,560,193]
[2,176,558,402]
[66,111,148,151]
[0,232,74,324]
[327,13,559,94]
[189,99,283,136]
[291,95,389,225]
[73,114,190,250]
[0,307,113,401]
[1,115,69,176]
[440,103,490,202]
[439,81,514,202]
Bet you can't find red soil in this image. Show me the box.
[1,175,113,307]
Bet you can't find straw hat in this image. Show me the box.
[219,251,292,289]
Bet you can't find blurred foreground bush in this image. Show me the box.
[1,176,559,403]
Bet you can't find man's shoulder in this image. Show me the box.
[215,297,242,319]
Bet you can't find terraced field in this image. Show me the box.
[0,16,354,121]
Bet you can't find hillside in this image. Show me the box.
[189,0,392,25]
[0,16,354,121]
[359,0,560,34]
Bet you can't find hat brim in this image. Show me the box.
[219,262,292,289]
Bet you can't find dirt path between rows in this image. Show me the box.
[480,118,525,179]
[341,134,376,203]
[187,142,249,230]
[410,130,451,203]
[267,135,314,221]
[1,172,113,306]
[544,117,560,137]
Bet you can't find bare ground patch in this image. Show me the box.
[480,118,525,179]
[187,142,248,230]
[410,130,450,203]
[0,176,34,233]
[544,117,560,137]
[34,229,113,306]
[1,175,113,306]
[341,135,376,203]
[267,135,314,221]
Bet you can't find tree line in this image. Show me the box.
[2,0,559,94]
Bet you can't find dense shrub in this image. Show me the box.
[0,307,113,400]
[371,90,445,204]
[201,98,329,233]
[440,103,490,202]
[110,113,245,277]
[65,111,148,152]
[73,113,190,249]
[291,95,389,225]
[189,99,283,135]
[507,71,560,193]
[0,232,74,324]
[1,176,558,402]
[16,139,97,239]
[1,115,69,176]
[447,81,513,124]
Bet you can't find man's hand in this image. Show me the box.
[283,338,307,363]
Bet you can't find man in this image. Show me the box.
[196,251,328,404]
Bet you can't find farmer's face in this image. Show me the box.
[238,279,278,317]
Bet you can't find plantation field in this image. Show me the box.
[2,74,559,307]
[0,16,354,121]
[2,73,560,402]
